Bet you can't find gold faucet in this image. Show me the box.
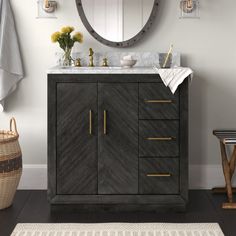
[89,48,94,67]
[102,58,108,67]
[74,58,81,67]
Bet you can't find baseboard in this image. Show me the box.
[189,164,236,189]
[18,164,236,190]
[18,165,47,190]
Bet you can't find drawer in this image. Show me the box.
[139,120,179,157]
[139,158,179,194]
[139,83,179,119]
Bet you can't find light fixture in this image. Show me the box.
[180,0,200,19]
[43,0,57,13]
[36,0,57,19]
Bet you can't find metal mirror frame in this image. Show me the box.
[75,0,159,48]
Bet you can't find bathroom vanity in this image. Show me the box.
[47,67,189,211]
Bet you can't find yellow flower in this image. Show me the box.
[61,26,74,34]
[73,32,83,43]
[51,31,61,43]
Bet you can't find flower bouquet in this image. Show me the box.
[51,26,83,66]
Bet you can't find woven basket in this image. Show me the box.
[0,118,22,210]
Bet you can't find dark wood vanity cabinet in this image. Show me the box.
[48,74,189,211]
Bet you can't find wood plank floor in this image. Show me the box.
[0,190,235,236]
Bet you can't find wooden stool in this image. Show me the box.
[213,130,236,209]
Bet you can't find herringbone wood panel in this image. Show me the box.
[98,83,139,194]
[57,83,98,194]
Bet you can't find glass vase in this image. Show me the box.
[62,48,73,67]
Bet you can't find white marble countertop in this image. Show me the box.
[47,66,158,74]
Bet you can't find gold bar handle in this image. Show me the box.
[89,110,92,135]
[147,173,171,177]
[103,110,107,135]
[146,137,174,141]
[144,100,173,103]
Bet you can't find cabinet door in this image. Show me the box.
[57,83,97,194]
[98,83,138,194]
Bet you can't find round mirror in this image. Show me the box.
[76,0,159,47]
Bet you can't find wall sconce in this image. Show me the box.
[43,0,57,13]
[180,0,200,19]
[37,0,57,18]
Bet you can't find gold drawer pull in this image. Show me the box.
[89,110,92,135]
[144,100,173,103]
[147,173,172,177]
[146,137,174,141]
[103,110,107,135]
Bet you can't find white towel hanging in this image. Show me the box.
[0,0,24,112]
[155,67,193,94]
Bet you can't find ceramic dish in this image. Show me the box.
[120,59,137,68]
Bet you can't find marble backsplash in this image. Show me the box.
[55,52,181,68]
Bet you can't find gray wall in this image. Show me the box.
[1,0,235,189]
